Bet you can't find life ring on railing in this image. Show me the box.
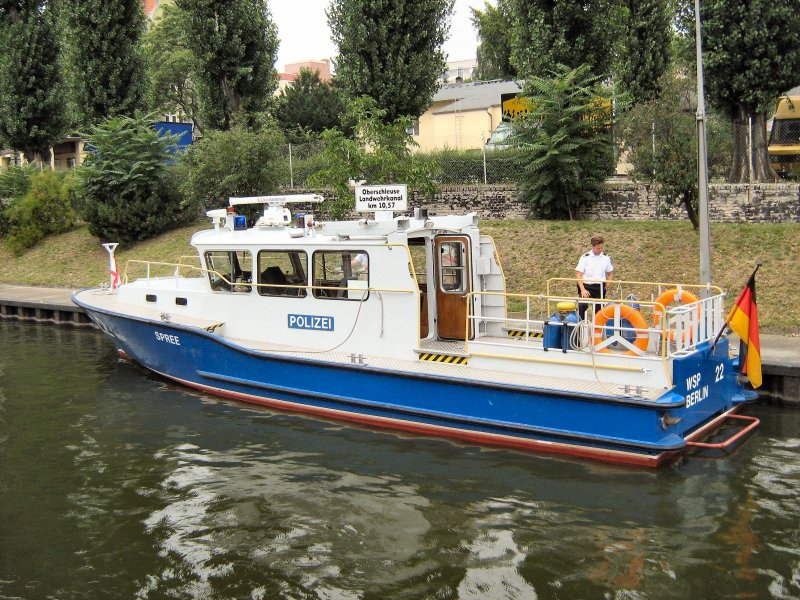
[593,304,650,355]
[652,288,701,326]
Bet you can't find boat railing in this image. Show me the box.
[122,260,207,286]
[467,279,726,363]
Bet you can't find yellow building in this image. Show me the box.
[412,79,523,152]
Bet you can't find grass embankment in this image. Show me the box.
[0,220,798,333]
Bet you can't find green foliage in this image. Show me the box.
[620,69,732,229]
[423,148,521,184]
[471,0,517,81]
[76,116,183,245]
[61,0,148,126]
[175,0,278,131]
[683,0,800,181]
[275,69,348,143]
[0,2,67,162]
[4,170,77,255]
[0,164,36,204]
[309,98,440,219]
[176,123,286,214]
[509,0,625,78]
[143,1,200,131]
[328,0,454,122]
[512,65,615,219]
[617,0,672,104]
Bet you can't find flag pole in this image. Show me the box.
[710,261,762,348]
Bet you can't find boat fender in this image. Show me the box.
[593,304,649,355]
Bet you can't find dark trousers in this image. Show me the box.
[577,283,606,320]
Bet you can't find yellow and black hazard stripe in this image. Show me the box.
[419,353,468,365]
[506,330,543,338]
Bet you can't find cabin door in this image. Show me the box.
[434,236,472,340]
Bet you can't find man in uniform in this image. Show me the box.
[575,235,614,320]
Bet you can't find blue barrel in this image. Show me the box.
[543,313,563,351]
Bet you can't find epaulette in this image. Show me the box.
[584,252,590,257]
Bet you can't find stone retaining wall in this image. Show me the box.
[408,182,800,223]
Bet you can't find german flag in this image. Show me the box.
[726,270,762,388]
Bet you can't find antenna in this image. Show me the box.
[229,194,323,207]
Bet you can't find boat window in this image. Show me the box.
[440,241,465,293]
[205,250,253,293]
[312,250,369,300]
[257,250,307,297]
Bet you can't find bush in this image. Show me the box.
[5,170,77,255]
[309,97,440,219]
[75,116,184,245]
[423,148,522,184]
[176,124,287,215]
[512,65,615,219]
[0,164,37,204]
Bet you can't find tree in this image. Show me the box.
[620,69,732,229]
[176,123,286,214]
[328,0,454,122]
[175,0,278,131]
[511,65,615,219]
[61,0,147,126]
[471,0,516,81]
[690,0,800,182]
[309,98,440,219]
[76,116,183,245]
[617,0,672,104]
[275,68,348,143]
[508,0,625,79]
[144,1,201,131]
[0,1,67,164]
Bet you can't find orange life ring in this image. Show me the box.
[593,304,650,355]
[652,288,700,326]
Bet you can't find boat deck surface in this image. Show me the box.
[76,289,668,402]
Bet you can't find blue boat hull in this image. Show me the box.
[75,299,753,467]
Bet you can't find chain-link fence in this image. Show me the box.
[276,119,790,189]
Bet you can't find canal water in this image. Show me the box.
[0,321,798,600]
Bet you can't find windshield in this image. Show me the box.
[769,119,800,145]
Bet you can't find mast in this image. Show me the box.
[695,0,712,287]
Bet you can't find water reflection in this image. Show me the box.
[0,321,798,599]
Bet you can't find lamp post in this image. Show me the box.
[695,0,712,288]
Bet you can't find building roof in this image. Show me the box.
[430,79,522,115]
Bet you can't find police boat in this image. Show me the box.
[73,191,760,467]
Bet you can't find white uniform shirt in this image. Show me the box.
[575,251,613,282]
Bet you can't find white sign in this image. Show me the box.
[355,185,408,212]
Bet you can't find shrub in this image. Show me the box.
[309,97,439,219]
[423,148,522,184]
[76,115,184,245]
[512,64,615,219]
[176,124,287,216]
[0,164,37,204]
[5,170,77,255]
